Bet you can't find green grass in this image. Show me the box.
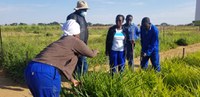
[1,25,200,93]
[62,52,200,97]
[2,35,59,82]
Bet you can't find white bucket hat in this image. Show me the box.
[62,19,80,36]
[74,0,89,10]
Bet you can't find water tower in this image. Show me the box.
[194,0,200,25]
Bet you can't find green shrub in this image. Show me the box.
[33,30,40,34]
[45,32,53,36]
[175,38,188,46]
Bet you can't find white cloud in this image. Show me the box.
[131,2,145,6]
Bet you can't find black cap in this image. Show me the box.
[142,17,150,25]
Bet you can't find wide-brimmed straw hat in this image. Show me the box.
[74,0,89,10]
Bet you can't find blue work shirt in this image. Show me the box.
[128,23,140,41]
[140,24,159,56]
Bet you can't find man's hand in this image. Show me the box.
[131,40,135,45]
[94,50,99,54]
[131,40,135,48]
[93,49,99,56]
[71,79,80,87]
[143,53,147,57]
[141,52,147,57]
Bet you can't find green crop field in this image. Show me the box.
[0,25,200,96]
[61,52,200,97]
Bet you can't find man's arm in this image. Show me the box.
[105,28,112,56]
[134,26,140,40]
[145,26,159,56]
[73,38,98,58]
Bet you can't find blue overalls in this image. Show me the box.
[140,24,161,72]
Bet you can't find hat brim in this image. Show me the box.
[74,7,89,10]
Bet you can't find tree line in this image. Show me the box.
[1,22,197,26]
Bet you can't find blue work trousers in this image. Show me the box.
[109,50,125,74]
[24,61,61,97]
[75,56,88,77]
[126,42,134,68]
[140,51,161,72]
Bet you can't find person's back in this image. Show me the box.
[24,19,98,97]
[140,24,159,54]
[33,36,94,69]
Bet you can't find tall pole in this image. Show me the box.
[182,48,185,58]
[0,26,3,67]
[194,0,200,26]
[199,26,200,31]
[195,0,200,22]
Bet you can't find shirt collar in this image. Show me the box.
[148,24,152,31]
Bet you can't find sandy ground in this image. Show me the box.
[0,69,32,97]
[0,43,200,97]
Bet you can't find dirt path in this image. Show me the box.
[1,43,200,97]
[0,69,32,97]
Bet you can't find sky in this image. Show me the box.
[0,0,196,25]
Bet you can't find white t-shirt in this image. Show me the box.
[111,29,125,51]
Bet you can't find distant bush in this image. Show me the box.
[33,30,40,34]
[175,38,188,46]
[45,33,53,36]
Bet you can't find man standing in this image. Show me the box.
[123,15,139,71]
[140,17,161,72]
[67,0,89,76]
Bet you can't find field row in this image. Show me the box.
[1,26,200,83]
